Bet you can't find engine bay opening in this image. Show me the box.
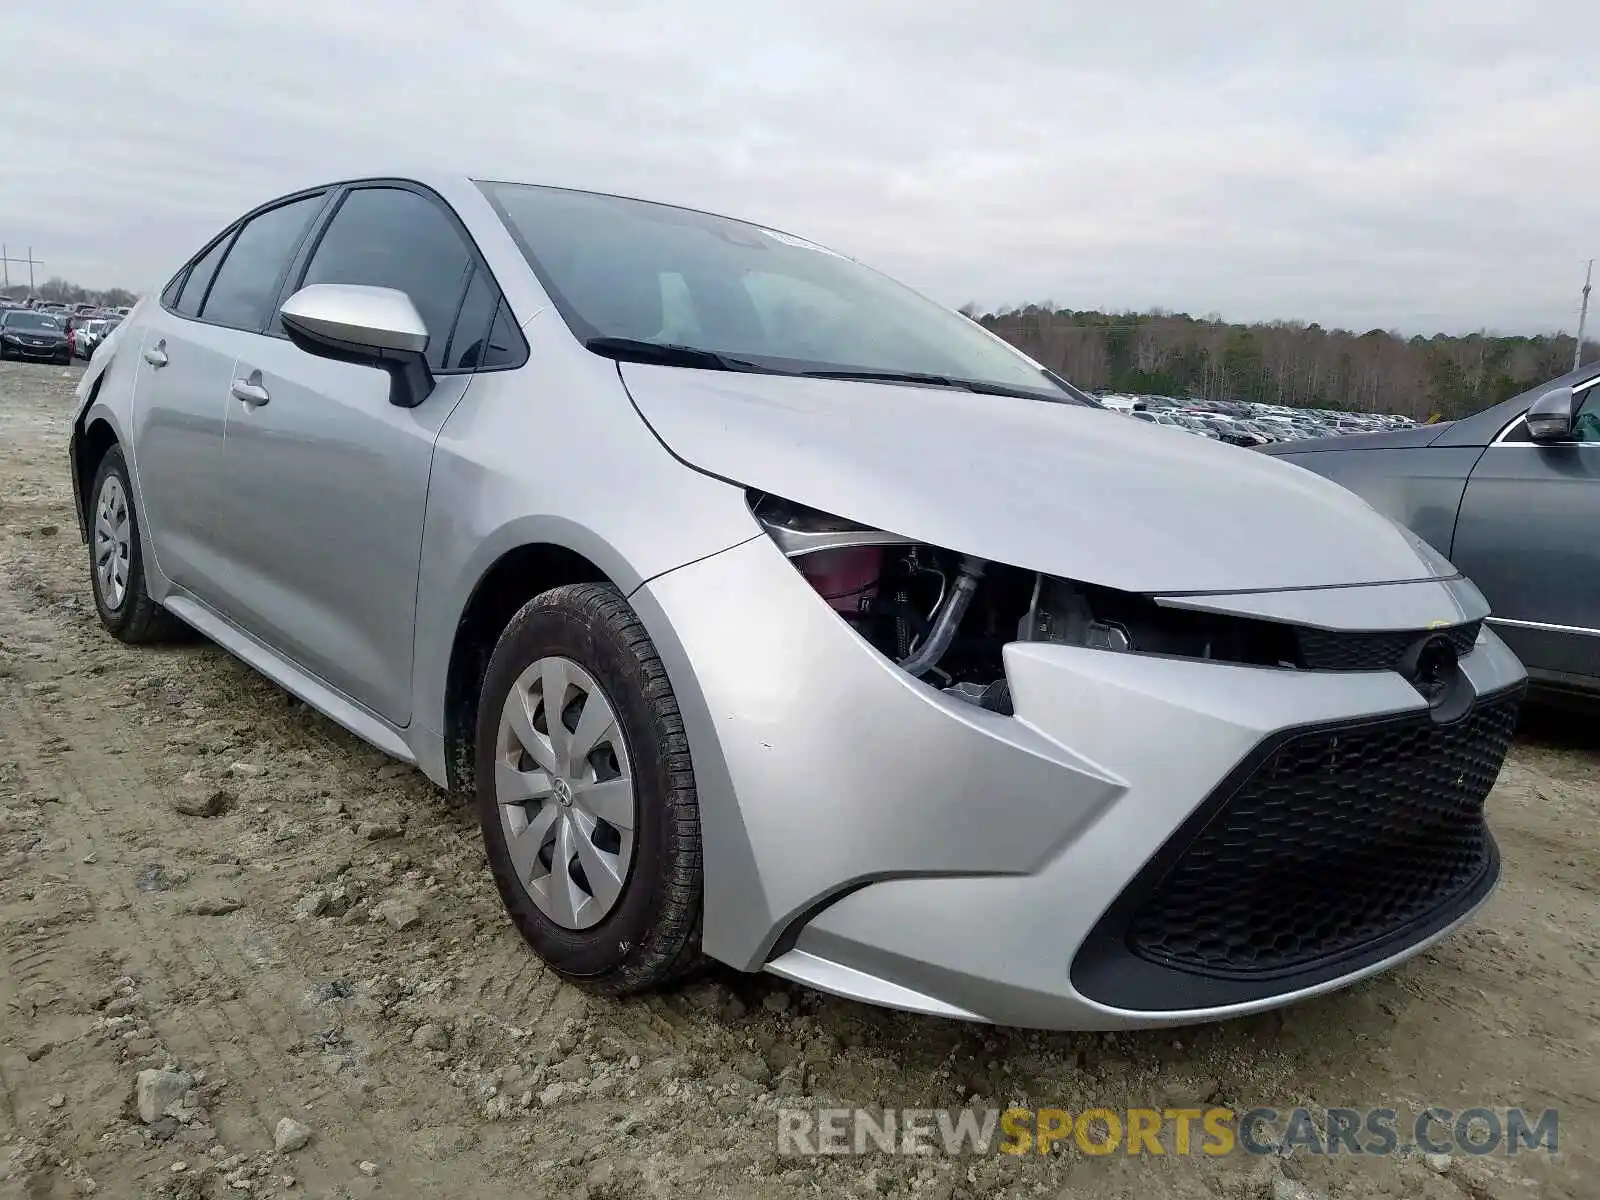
[748,492,1321,715]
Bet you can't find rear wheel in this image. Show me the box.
[87,445,185,643]
[474,583,703,994]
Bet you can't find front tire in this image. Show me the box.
[474,583,703,994]
[87,445,185,643]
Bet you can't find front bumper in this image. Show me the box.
[2,338,68,359]
[633,536,1528,1030]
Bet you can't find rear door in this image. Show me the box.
[1450,374,1600,684]
[213,183,522,726]
[128,192,328,607]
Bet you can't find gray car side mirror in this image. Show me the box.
[280,283,435,409]
[1525,385,1578,442]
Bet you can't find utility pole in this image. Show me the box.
[0,245,44,296]
[1577,259,1594,371]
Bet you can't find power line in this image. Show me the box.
[0,245,44,292]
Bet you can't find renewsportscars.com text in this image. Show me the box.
[777,1106,1559,1158]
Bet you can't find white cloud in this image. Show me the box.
[0,0,1594,333]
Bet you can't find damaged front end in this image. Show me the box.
[746,490,1474,715]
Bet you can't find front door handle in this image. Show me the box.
[230,372,270,408]
[142,339,168,368]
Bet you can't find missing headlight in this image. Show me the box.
[748,491,1307,716]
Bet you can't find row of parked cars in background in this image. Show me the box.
[0,296,127,363]
[1094,391,1417,445]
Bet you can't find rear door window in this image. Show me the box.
[174,234,234,318]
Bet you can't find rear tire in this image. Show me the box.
[87,445,186,643]
[474,583,703,994]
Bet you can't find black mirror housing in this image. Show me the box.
[279,284,436,408]
[281,320,435,409]
[1526,385,1578,442]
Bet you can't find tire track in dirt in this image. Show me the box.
[0,683,294,1153]
[0,649,516,1194]
[0,548,600,1195]
[0,1064,18,1141]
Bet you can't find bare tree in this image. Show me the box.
[977,306,1575,419]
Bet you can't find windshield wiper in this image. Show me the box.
[587,342,1082,403]
[798,368,967,388]
[584,337,762,372]
[799,368,1074,403]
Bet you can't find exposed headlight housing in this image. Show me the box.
[746,491,1479,718]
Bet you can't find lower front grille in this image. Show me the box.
[1070,685,1523,1009]
[1130,688,1521,978]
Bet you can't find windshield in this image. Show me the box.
[2,312,58,332]
[478,182,1085,403]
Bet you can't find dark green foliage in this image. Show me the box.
[977,306,1593,420]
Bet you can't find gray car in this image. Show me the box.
[66,173,1526,1030]
[1262,365,1600,698]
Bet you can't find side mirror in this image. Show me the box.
[279,284,434,409]
[1525,385,1578,442]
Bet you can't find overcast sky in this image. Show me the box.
[2,0,1595,333]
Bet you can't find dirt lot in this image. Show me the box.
[0,360,1594,1200]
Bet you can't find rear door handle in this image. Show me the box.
[142,339,168,368]
[230,372,270,408]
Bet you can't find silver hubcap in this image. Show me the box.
[495,656,635,930]
[93,475,131,611]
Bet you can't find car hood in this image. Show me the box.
[2,326,63,340]
[618,364,1456,594]
[1259,422,1451,455]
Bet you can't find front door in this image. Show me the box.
[212,184,490,726]
[216,345,469,726]
[1450,376,1600,683]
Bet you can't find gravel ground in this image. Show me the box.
[0,359,1595,1199]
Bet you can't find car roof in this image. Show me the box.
[278,171,801,243]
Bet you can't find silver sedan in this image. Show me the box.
[67,173,1526,1029]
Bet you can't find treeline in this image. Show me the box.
[970,305,1594,421]
[1,278,137,309]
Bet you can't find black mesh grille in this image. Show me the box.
[1296,621,1480,673]
[1126,687,1520,978]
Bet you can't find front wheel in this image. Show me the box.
[87,445,185,643]
[474,583,703,994]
